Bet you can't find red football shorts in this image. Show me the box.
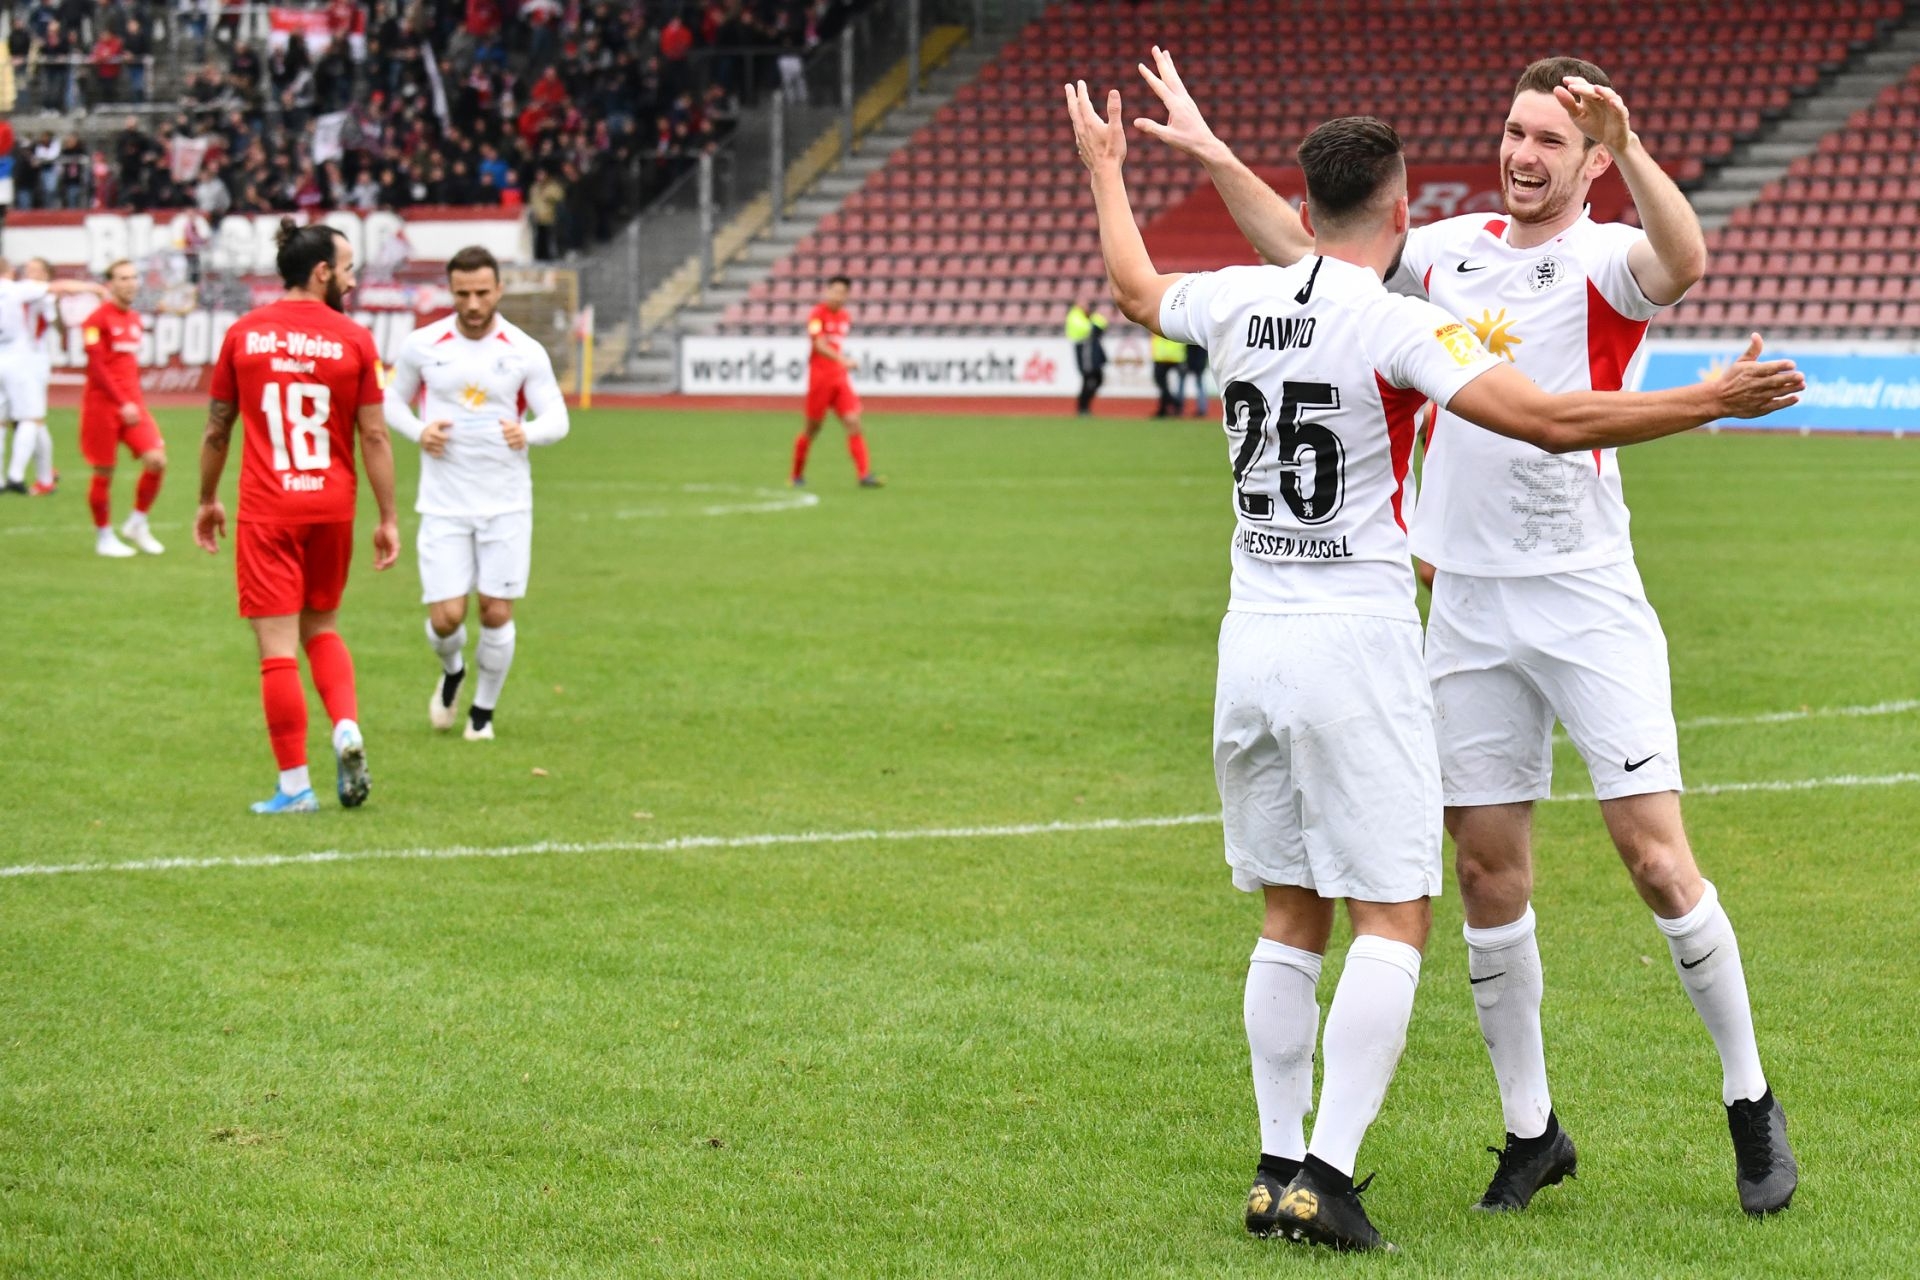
[235,520,355,618]
[79,400,163,467]
[805,373,860,421]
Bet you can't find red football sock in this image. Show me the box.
[134,468,161,514]
[791,431,813,480]
[303,630,359,725]
[847,433,871,479]
[88,474,111,529]
[260,657,308,770]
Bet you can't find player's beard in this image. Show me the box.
[323,274,349,312]
[1385,230,1408,281]
[1502,161,1579,226]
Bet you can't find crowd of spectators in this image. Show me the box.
[6,0,878,259]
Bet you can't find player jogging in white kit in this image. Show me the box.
[384,245,569,741]
[1,259,100,495]
[1067,81,1799,1252]
[1133,47,1801,1219]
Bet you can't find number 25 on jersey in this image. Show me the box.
[1226,379,1346,525]
[262,381,332,472]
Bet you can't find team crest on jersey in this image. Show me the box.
[1528,256,1565,293]
[460,384,488,410]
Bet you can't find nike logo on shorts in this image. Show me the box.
[1624,753,1659,772]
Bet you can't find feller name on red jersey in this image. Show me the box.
[807,305,851,379]
[210,299,383,525]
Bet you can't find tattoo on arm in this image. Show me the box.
[204,400,238,448]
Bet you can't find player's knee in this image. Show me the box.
[478,598,513,628]
[1454,843,1529,910]
[429,599,467,634]
[1618,834,1697,907]
[142,451,166,472]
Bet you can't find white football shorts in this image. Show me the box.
[0,350,49,422]
[417,509,534,603]
[1426,560,1683,806]
[1214,610,1443,902]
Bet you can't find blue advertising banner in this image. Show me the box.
[1634,341,1920,435]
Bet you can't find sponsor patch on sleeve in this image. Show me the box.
[807,318,824,335]
[1435,322,1487,368]
[83,326,101,345]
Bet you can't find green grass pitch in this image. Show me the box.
[2,407,1916,1277]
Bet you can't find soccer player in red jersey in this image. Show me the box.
[193,219,401,814]
[80,260,167,557]
[791,274,881,488]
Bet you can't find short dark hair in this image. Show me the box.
[103,258,135,279]
[827,274,851,288]
[1515,57,1612,149]
[447,245,500,281]
[1295,116,1405,230]
[274,216,345,289]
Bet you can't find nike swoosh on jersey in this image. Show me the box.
[1455,261,1488,273]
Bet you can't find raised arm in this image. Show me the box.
[1557,76,1705,305]
[1132,46,1314,267]
[1064,80,1183,331]
[1447,334,1800,452]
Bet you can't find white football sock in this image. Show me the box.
[1464,905,1552,1139]
[7,421,41,484]
[1306,935,1421,1177]
[426,617,467,674]
[1245,937,1323,1162]
[1656,880,1768,1105]
[279,765,311,795]
[124,508,149,533]
[473,621,516,711]
[33,423,53,485]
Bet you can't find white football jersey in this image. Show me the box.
[1161,256,1503,621]
[0,280,52,350]
[385,313,568,518]
[1397,209,1669,577]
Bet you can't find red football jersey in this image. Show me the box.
[81,301,145,409]
[806,303,851,381]
[209,298,382,525]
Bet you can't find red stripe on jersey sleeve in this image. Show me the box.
[1586,278,1651,473]
[1483,218,1509,238]
[1375,373,1427,532]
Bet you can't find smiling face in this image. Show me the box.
[1499,90,1612,228]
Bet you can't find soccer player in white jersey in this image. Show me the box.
[1,259,101,496]
[384,246,570,741]
[1134,48,1800,1217]
[1066,81,1797,1251]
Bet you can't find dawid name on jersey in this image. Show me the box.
[1245,316,1317,351]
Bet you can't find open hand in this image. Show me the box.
[1714,333,1804,419]
[1132,47,1226,165]
[1064,80,1126,175]
[1555,76,1634,151]
[500,418,527,450]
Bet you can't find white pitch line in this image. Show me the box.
[1545,771,1920,804]
[1553,697,1918,741]
[5,772,1919,881]
[0,812,1221,880]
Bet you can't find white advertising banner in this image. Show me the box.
[2,210,530,273]
[679,332,1169,399]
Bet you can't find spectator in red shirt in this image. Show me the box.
[91,30,126,103]
[659,16,693,61]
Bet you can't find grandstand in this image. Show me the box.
[717,0,1918,342]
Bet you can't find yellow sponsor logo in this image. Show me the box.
[84,326,101,345]
[1465,307,1524,363]
[460,384,488,410]
[1434,322,1487,368]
